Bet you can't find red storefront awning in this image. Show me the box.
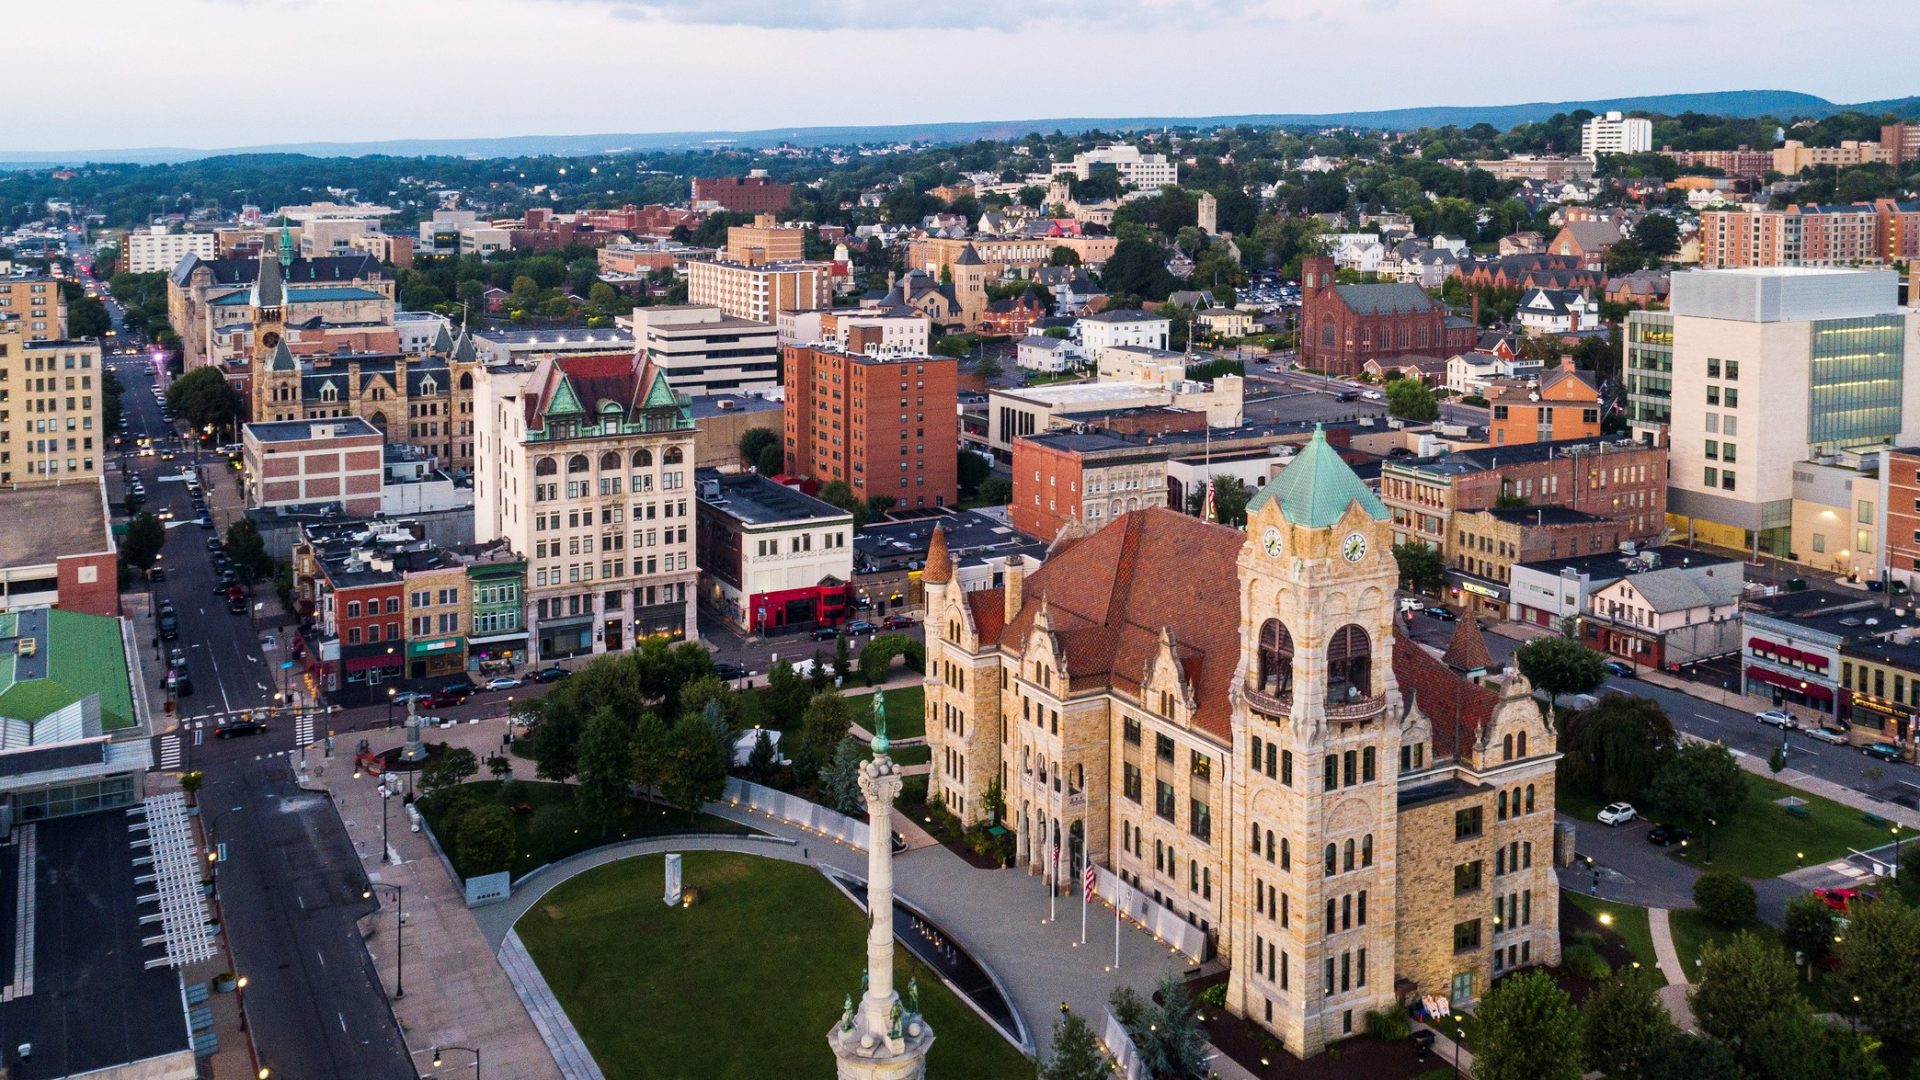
[1747,664,1835,701]
[346,654,406,673]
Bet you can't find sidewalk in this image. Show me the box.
[305,716,565,1080]
[1646,908,1698,1030]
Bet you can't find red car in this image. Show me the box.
[881,614,916,630]
[1812,887,1877,913]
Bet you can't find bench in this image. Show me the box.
[1786,805,1812,819]
[1863,812,1890,828]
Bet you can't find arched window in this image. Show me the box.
[567,455,589,474]
[1324,844,1337,875]
[631,448,653,468]
[1517,732,1528,757]
[599,451,620,471]
[1327,624,1372,700]
[534,456,557,477]
[368,411,387,432]
[1343,839,1355,872]
[319,382,337,402]
[1257,619,1295,695]
[459,372,473,390]
[1525,785,1535,814]
[1361,834,1373,867]
[664,446,685,465]
[1320,317,1337,347]
[1266,829,1275,862]
[1498,791,1509,820]
[1281,837,1291,870]
[1503,733,1514,761]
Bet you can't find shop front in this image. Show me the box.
[539,616,595,661]
[632,602,688,642]
[408,635,467,680]
[1451,576,1507,622]
[468,632,530,675]
[749,581,853,635]
[335,648,407,708]
[1745,664,1838,721]
[1845,693,1913,751]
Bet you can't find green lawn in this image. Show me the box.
[888,743,931,767]
[1566,893,1666,985]
[1554,784,1608,824]
[516,852,1031,1079]
[1671,773,1893,879]
[419,780,757,881]
[853,684,924,741]
[1665,907,1764,974]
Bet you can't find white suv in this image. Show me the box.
[1597,802,1637,826]
[1755,710,1798,730]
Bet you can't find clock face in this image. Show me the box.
[260,330,281,348]
[1261,526,1284,558]
[1341,531,1368,563]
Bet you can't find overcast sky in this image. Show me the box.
[15,0,1917,151]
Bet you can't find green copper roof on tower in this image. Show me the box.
[1246,424,1388,527]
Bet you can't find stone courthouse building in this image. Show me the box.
[923,427,1560,1058]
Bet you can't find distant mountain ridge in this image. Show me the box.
[6,89,1917,167]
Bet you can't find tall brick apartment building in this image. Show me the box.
[783,344,959,509]
[691,175,793,214]
[1299,257,1477,377]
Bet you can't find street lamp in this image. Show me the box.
[1452,1015,1465,1079]
[431,1044,482,1079]
[1893,825,1902,875]
[387,686,397,730]
[363,881,405,998]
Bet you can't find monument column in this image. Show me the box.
[829,692,934,1079]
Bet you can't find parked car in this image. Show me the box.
[147,566,166,582]
[1755,709,1799,730]
[1813,887,1877,913]
[157,611,179,640]
[227,595,248,615]
[214,715,265,739]
[881,615,916,630]
[1423,606,1456,621]
[1602,660,1635,678]
[1360,389,1383,401]
[533,666,571,683]
[811,625,841,641]
[846,619,880,636]
[1397,597,1423,612]
[1863,743,1906,763]
[1598,802,1637,826]
[1646,823,1693,846]
[196,515,214,529]
[205,537,222,552]
[713,661,748,681]
[391,690,430,705]
[1805,727,1850,745]
[483,676,523,691]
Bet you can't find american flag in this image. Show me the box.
[1084,864,1096,902]
[1203,479,1216,523]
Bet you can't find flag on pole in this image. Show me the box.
[1202,478,1216,523]
[1084,864,1096,902]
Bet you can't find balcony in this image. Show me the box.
[1326,695,1387,723]
[1244,686,1292,718]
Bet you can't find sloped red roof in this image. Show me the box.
[1442,619,1495,673]
[997,508,1245,739]
[521,351,662,429]
[1393,633,1497,759]
[966,588,1006,646]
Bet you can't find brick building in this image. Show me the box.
[1658,145,1774,179]
[1485,362,1602,447]
[242,417,385,516]
[1298,257,1476,377]
[0,484,118,617]
[1697,204,1881,268]
[1447,506,1634,620]
[1009,431,1171,541]
[783,345,959,509]
[691,175,793,214]
[1883,447,1920,591]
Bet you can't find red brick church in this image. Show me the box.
[1298,256,1477,377]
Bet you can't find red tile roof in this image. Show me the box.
[992,507,1245,739]
[1393,633,1496,759]
[521,351,667,429]
[966,588,1005,645]
[1442,619,1495,673]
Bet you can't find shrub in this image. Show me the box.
[1199,983,1227,1007]
[1693,871,1757,927]
[1364,1007,1411,1040]
[1563,941,1612,981]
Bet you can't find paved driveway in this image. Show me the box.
[1557,811,1702,911]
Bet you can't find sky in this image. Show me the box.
[13,0,1919,152]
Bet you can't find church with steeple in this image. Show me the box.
[921,427,1561,1059]
[235,230,482,473]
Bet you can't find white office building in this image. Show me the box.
[126,227,217,274]
[1581,111,1653,157]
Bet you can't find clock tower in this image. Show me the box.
[1226,426,1404,1057]
[248,232,296,422]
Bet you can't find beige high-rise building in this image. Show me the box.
[923,429,1559,1057]
[474,350,699,660]
[0,275,65,341]
[0,320,103,489]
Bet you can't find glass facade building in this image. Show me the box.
[1625,311,1673,445]
[1807,315,1905,455]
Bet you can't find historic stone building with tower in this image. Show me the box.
[922,428,1561,1058]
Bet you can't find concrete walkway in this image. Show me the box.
[1647,907,1699,1030]
[498,931,607,1080]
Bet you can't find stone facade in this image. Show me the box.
[922,430,1561,1059]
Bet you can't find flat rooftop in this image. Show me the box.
[1746,590,1920,641]
[1516,545,1739,582]
[0,810,190,1079]
[696,471,848,527]
[687,395,783,420]
[998,383,1170,407]
[0,484,110,567]
[0,608,138,731]
[1020,430,1167,456]
[245,416,381,442]
[855,508,1046,572]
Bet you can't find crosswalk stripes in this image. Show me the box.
[157,734,183,770]
[295,713,315,747]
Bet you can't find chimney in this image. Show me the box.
[1561,355,1576,373]
[1471,293,1480,325]
[1004,555,1025,624]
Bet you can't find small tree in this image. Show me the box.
[1391,541,1445,595]
[122,512,166,573]
[420,747,479,797]
[977,475,1013,505]
[1693,871,1757,927]
[574,708,635,834]
[796,692,853,781]
[1038,1010,1108,1080]
[755,443,784,476]
[1648,742,1747,860]
[1514,636,1607,703]
[1133,974,1208,1080]
[659,713,731,820]
[1558,694,1678,802]
[821,737,866,815]
[1690,931,1802,1047]
[1780,893,1838,969]
[746,728,778,783]
[1833,894,1920,1049]
[1769,744,1786,774]
[180,770,205,805]
[487,754,512,781]
[530,704,584,781]
[1581,968,1676,1079]
[764,660,812,729]
[808,650,831,692]
[738,427,780,469]
[628,711,672,795]
[454,802,516,877]
[1645,1033,1746,1080]
[1743,1010,1887,1080]
[1471,970,1585,1080]
[1386,378,1440,422]
[834,633,853,683]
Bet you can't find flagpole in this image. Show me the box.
[1080,860,1089,946]
[1114,880,1123,970]
[1050,844,1058,923]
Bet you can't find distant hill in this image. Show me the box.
[5,89,1916,167]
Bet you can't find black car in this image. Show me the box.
[1423,606,1456,621]
[157,611,179,640]
[534,666,571,683]
[205,537,222,552]
[713,661,748,681]
[1602,660,1635,678]
[214,715,265,739]
[811,625,840,641]
[1647,824,1694,847]
[846,620,880,636]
